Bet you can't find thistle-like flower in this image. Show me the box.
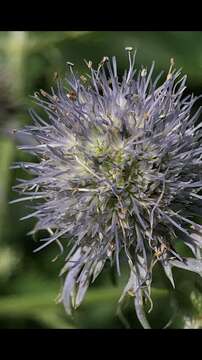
[12,49,202,328]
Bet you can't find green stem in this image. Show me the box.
[0,138,14,241]
[0,32,28,241]
[0,287,169,316]
[6,31,27,96]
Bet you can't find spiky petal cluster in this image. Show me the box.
[12,50,202,328]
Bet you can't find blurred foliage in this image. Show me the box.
[0,31,202,329]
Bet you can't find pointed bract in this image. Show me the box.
[13,50,202,328]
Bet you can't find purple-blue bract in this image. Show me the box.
[12,49,202,328]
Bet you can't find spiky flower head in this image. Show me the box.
[12,49,202,328]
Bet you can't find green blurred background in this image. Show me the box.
[1,31,202,329]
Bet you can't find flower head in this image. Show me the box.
[12,49,202,328]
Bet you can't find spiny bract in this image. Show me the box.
[12,49,202,328]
